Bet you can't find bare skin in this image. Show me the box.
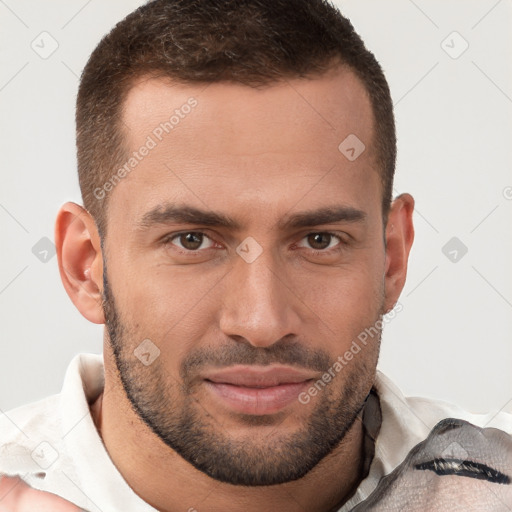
[8,66,414,512]
[0,475,81,511]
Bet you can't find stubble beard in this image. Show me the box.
[102,268,383,486]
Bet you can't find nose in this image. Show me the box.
[219,247,301,348]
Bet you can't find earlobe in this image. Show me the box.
[54,202,105,324]
[383,193,415,312]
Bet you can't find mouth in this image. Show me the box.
[202,365,317,415]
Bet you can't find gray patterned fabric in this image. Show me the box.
[352,417,512,511]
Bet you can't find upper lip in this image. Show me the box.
[203,365,317,387]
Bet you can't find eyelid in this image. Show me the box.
[294,231,348,251]
[162,230,219,251]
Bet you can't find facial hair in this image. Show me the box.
[102,265,383,486]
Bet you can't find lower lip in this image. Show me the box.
[204,380,310,415]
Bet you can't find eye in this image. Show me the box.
[167,232,216,251]
[297,232,343,251]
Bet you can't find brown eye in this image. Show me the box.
[306,233,335,250]
[171,232,214,251]
[180,233,203,250]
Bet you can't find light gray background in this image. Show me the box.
[1,0,511,414]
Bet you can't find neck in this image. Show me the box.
[91,357,367,512]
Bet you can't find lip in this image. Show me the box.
[202,365,316,415]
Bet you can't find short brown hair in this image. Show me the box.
[76,0,396,237]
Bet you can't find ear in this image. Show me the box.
[383,193,415,312]
[55,202,105,324]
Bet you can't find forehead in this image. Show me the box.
[111,67,379,226]
[122,66,374,154]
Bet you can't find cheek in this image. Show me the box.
[303,269,384,349]
[296,236,385,307]
[113,265,223,358]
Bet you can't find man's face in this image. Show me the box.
[101,67,389,485]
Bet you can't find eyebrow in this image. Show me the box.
[280,206,366,229]
[136,204,367,231]
[137,205,240,230]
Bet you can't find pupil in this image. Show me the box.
[308,233,330,250]
[182,233,202,250]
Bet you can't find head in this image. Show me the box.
[56,0,414,486]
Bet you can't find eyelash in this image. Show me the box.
[161,231,218,257]
[295,232,346,255]
[162,231,347,256]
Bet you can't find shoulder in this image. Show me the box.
[353,416,512,511]
[0,353,104,477]
[0,393,62,475]
[348,372,512,511]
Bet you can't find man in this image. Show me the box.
[0,0,510,510]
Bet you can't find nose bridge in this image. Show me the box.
[219,246,299,347]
